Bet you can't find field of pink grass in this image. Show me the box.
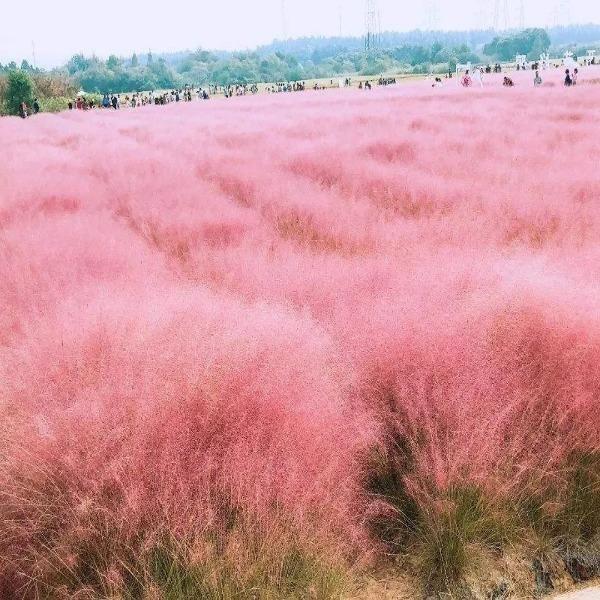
[1,66,600,598]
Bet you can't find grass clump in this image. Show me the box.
[416,485,510,595]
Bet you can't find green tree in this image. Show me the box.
[106,55,121,70]
[2,70,35,115]
[484,28,550,60]
[430,41,444,62]
[147,51,154,65]
[67,54,91,74]
[131,53,138,67]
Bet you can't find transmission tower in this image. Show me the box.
[519,0,525,29]
[281,0,288,40]
[558,0,572,25]
[493,0,512,30]
[425,0,440,30]
[364,0,380,53]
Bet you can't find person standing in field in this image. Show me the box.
[18,102,27,118]
[461,70,472,87]
[473,67,483,87]
[33,98,40,114]
[534,71,543,86]
[564,69,573,86]
[572,68,579,85]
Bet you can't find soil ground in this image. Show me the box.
[553,586,600,599]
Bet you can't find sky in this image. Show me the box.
[2,0,600,68]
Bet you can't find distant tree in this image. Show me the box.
[20,59,32,72]
[430,41,444,62]
[528,35,549,60]
[147,51,153,65]
[66,54,91,74]
[454,44,480,64]
[2,69,35,115]
[106,55,121,70]
[484,28,550,60]
[131,53,138,67]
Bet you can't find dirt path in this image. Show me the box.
[553,587,600,599]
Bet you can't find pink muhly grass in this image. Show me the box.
[1,67,600,594]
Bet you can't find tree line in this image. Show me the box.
[2,25,599,114]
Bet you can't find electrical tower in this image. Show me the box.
[557,0,572,26]
[493,0,521,30]
[425,0,440,30]
[281,0,288,40]
[519,0,525,29]
[364,0,380,54]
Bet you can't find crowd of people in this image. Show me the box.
[14,56,594,119]
[266,81,306,93]
[455,65,580,89]
[64,87,212,112]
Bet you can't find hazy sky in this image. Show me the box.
[2,0,600,67]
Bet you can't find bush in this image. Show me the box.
[39,96,70,113]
